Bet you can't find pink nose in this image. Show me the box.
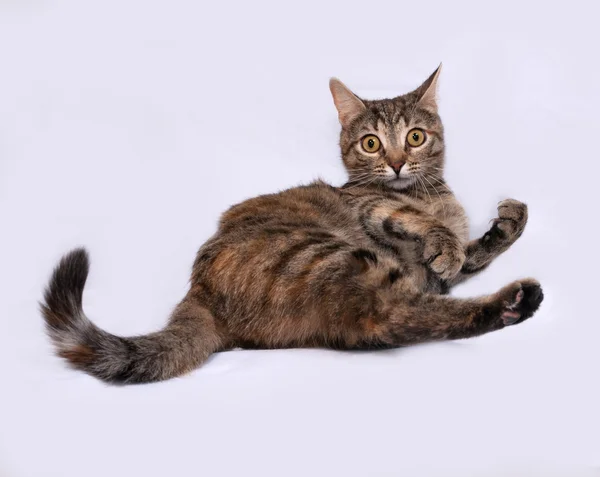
[390,162,405,174]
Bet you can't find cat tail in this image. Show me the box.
[40,248,222,384]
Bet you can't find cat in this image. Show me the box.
[41,65,543,384]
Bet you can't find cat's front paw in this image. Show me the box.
[484,199,528,245]
[423,228,466,280]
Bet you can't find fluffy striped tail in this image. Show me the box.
[40,248,221,384]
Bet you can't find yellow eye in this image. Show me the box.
[361,135,381,153]
[407,129,426,147]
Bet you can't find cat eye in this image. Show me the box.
[406,129,426,147]
[361,135,381,153]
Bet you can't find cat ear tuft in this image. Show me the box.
[415,63,442,112]
[329,78,366,128]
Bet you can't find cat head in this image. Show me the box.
[330,66,445,191]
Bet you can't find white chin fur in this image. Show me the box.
[386,177,414,190]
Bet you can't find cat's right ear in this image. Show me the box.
[414,64,442,112]
[329,78,366,128]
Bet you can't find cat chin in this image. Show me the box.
[385,177,414,190]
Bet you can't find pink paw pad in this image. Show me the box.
[501,289,524,325]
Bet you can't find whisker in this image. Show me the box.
[343,174,381,190]
[421,173,446,219]
[424,173,453,194]
[416,174,432,205]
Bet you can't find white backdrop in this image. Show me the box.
[1,1,598,476]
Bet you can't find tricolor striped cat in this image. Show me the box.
[41,66,543,384]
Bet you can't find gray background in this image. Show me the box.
[1,0,598,476]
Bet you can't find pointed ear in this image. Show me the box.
[329,78,366,128]
[414,63,442,112]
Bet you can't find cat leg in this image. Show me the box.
[449,199,528,287]
[354,278,543,348]
[360,200,465,280]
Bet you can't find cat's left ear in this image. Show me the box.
[414,64,442,112]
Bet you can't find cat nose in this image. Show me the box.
[390,162,405,175]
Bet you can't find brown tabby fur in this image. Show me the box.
[41,66,543,384]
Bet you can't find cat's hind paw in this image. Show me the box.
[498,279,544,326]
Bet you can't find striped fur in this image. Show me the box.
[41,67,543,384]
